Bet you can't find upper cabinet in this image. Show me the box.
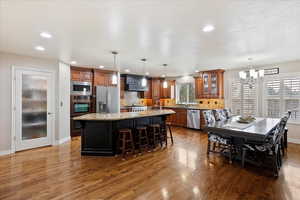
[143,79,152,99]
[160,80,175,99]
[94,69,117,87]
[71,67,93,82]
[152,78,161,104]
[195,69,224,99]
[120,77,125,99]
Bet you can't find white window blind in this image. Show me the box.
[265,79,281,118]
[231,81,242,115]
[264,76,300,122]
[283,78,300,121]
[231,80,257,116]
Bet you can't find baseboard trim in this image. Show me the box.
[288,138,300,144]
[55,136,71,145]
[0,150,13,156]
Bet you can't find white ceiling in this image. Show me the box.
[1,0,300,76]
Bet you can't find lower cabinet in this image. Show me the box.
[166,108,187,127]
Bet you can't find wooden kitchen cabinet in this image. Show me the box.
[160,80,175,99]
[94,69,117,87]
[166,108,187,127]
[120,77,125,99]
[71,67,93,82]
[143,79,152,99]
[195,69,224,99]
[152,78,161,104]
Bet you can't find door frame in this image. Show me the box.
[11,66,56,153]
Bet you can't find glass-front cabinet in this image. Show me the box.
[195,69,224,99]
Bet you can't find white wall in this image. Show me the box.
[0,52,70,155]
[58,62,71,143]
[224,60,300,144]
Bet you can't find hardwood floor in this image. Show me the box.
[0,127,300,200]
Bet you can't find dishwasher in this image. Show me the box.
[187,109,200,129]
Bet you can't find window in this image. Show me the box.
[231,80,242,115]
[176,82,196,104]
[231,80,257,116]
[265,79,281,118]
[264,76,300,122]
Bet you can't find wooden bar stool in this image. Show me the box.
[148,124,162,149]
[166,122,174,145]
[135,126,150,154]
[117,128,135,158]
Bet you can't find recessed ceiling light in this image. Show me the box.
[71,61,77,65]
[125,69,130,73]
[40,32,52,39]
[145,72,149,76]
[98,65,104,69]
[35,46,45,51]
[162,74,166,78]
[195,70,199,73]
[202,25,215,32]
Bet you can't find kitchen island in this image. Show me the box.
[73,109,175,156]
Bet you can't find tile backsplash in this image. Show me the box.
[123,91,140,105]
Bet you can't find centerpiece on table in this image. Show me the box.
[237,115,256,124]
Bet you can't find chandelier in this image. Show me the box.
[239,58,264,89]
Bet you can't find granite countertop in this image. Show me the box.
[152,105,210,110]
[73,109,176,121]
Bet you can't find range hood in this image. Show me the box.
[123,74,149,92]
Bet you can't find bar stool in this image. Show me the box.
[117,128,135,158]
[148,124,162,149]
[166,122,174,144]
[135,126,150,154]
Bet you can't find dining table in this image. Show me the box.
[204,116,281,144]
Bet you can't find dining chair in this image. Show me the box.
[203,110,234,163]
[212,109,227,121]
[223,108,232,119]
[278,111,291,157]
[241,122,283,177]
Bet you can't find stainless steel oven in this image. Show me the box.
[73,103,90,113]
[71,81,92,95]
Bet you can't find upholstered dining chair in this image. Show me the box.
[223,108,232,119]
[213,109,227,121]
[241,115,290,177]
[203,110,233,162]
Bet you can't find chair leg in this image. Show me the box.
[281,138,285,157]
[122,133,126,158]
[168,125,174,144]
[212,142,216,152]
[242,148,246,168]
[284,128,288,148]
[207,140,211,155]
[229,145,233,164]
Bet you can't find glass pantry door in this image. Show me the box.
[14,68,54,151]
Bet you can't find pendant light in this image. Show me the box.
[162,64,168,88]
[141,58,147,87]
[111,51,118,85]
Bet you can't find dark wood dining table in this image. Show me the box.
[204,116,281,143]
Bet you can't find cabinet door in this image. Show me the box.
[143,79,152,99]
[195,77,203,99]
[152,79,161,101]
[120,77,125,99]
[210,72,218,98]
[80,71,92,82]
[71,70,81,81]
[202,73,210,98]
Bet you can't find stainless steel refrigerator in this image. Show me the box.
[96,86,119,113]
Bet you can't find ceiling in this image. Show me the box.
[1,0,300,76]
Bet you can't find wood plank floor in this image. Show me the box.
[0,127,300,200]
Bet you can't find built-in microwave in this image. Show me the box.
[71,81,92,95]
